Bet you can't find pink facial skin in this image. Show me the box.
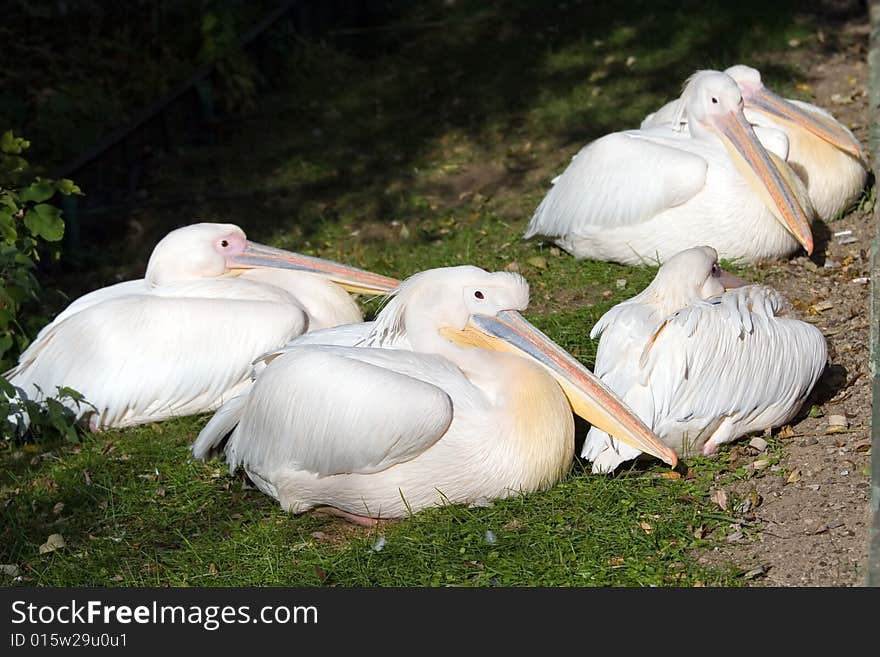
[215,232,247,259]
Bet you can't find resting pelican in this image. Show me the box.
[524,70,815,265]
[580,246,827,473]
[4,222,400,432]
[642,65,868,221]
[192,265,677,523]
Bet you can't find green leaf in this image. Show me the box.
[56,179,82,196]
[20,181,55,203]
[12,249,36,266]
[0,375,15,398]
[23,203,65,241]
[0,210,16,242]
[0,154,30,179]
[0,131,29,155]
[0,192,19,212]
[1,131,17,153]
[57,386,86,403]
[4,284,27,304]
[46,398,71,431]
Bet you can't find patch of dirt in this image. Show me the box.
[691,12,874,586]
[348,220,408,243]
[420,161,512,206]
[307,512,394,548]
[540,282,603,311]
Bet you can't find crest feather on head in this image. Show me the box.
[671,69,719,132]
[362,266,529,347]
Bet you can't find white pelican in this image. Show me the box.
[523,70,815,266]
[580,246,827,473]
[642,65,868,221]
[191,265,677,523]
[4,222,400,432]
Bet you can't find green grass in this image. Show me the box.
[1,424,748,586]
[1,0,834,586]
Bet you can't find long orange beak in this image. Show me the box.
[445,310,678,468]
[718,268,747,289]
[226,242,400,295]
[742,86,865,163]
[710,109,814,254]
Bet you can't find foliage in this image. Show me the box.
[0,131,85,441]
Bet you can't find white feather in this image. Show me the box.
[524,132,708,236]
[525,70,816,265]
[7,288,310,429]
[4,223,370,432]
[193,266,576,519]
[224,346,460,477]
[641,66,868,220]
[582,249,827,473]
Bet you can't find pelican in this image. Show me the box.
[523,70,815,266]
[4,222,400,433]
[642,64,868,221]
[580,246,827,473]
[191,265,677,523]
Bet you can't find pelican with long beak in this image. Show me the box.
[4,222,400,433]
[524,70,815,265]
[642,65,868,221]
[581,246,827,473]
[191,265,676,523]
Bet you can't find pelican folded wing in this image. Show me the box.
[525,132,707,239]
[225,346,460,477]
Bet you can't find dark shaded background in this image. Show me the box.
[1,0,867,293]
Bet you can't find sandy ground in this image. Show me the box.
[692,12,874,586]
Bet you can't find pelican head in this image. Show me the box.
[144,222,400,293]
[641,246,746,315]
[370,265,677,467]
[365,265,529,347]
[679,70,814,255]
[145,223,246,285]
[724,64,865,162]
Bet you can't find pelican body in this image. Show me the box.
[4,223,400,432]
[524,70,815,266]
[580,246,827,473]
[642,65,868,221]
[192,266,676,521]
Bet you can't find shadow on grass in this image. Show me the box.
[53,0,834,292]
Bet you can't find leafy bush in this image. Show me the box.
[0,131,87,441]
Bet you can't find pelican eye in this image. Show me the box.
[711,97,718,104]
[711,263,721,277]
[220,239,229,248]
[474,290,485,300]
